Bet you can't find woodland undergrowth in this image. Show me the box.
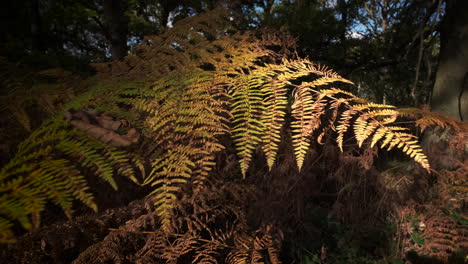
[0,7,467,264]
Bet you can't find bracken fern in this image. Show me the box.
[1,7,454,243]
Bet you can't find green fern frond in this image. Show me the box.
[56,137,117,190]
[261,76,288,170]
[0,114,141,241]
[0,193,33,231]
[0,217,14,242]
[230,74,266,177]
[148,145,195,229]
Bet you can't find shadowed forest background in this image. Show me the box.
[0,0,466,263]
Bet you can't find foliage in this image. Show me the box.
[73,176,284,264]
[0,58,85,132]
[1,5,466,264]
[393,203,468,263]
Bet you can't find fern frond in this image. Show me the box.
[0,217,14,242]
[230,74,265,177]
[299,86,431,172]
[148,145,195,229]
[353,102,396,110]
[56,136,118,190]
[0,58,81,134]
[225,229,282,264]
[261,76,287,170]
[0,193,33,230]
[339,100,431,171]
[193,248,220,264]
[291,84,315,171]
[336,109,357,151]
[378,127,430,170]
[0,114,143,241]
[126,72,228,229]
[398,107,464,132]
[354,114,378,148]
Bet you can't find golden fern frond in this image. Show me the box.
[354,114,379,148]
[280,61,354,171]
[398,106,464,132]
[224,55,429,173]
[1,8,255,242]
[228,60,315,173]
[308,76,349,88]
[353,102,396,110]
[336,109,357,151]
[257,62,311,170]
[378,127,430,171]
[334,99,430,171]
[283,81,431,172]
[285,59,354,85]
[291,84,319,171]
[127,72,228,229]
[94,7,233,81]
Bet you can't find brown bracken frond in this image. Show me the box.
[398,105,465,132]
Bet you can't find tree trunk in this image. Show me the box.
[103,0,128,60]
[30,0,44,52]
[338,0,348,50]
[424,0,468,172]
[431,0,468,121]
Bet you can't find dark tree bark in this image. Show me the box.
[30,0,44,52]
[431,0,468,120]
[337,0,348,51]
[423,0,467,172]
[103,0,128,60]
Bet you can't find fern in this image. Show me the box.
[73,176,282,264]
[117,71,227,230]
[225,58,429,174]
[0,7,448,244]
[398,106,465,132]
[0,117,133,241]
[230,74,266,176]
[260,69,288,170]
[0,57,82,132]
[291,82,316,171]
